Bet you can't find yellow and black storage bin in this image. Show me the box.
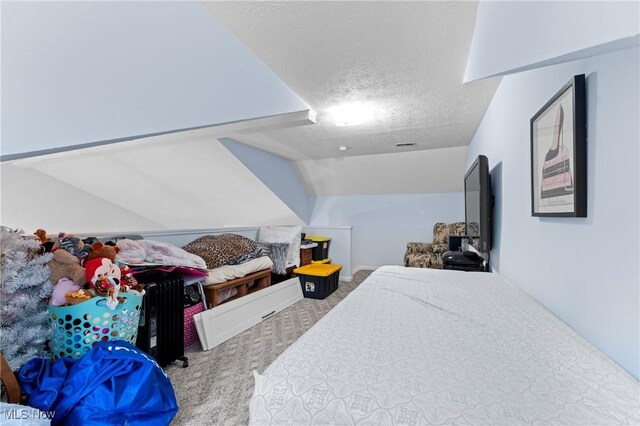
[306,236,331,261]
[294,264,341,299]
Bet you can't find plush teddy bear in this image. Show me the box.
[47,249,88,286]
[34,229,55,253]
[52,233,92,259]
[83,242,143,291]
[84,242,119,263]
[49,277,81,306]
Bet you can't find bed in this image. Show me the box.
[204,256,274,285]
[250,266,639,425]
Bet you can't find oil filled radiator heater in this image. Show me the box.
[135,270,189,368]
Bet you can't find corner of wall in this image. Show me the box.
[220,138,312,224]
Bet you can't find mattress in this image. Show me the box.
[250,266,639,425]
[204,256,273,285]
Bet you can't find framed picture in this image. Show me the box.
[530,74,587,217]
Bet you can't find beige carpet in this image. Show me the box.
[166,269,374,425]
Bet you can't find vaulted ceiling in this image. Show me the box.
[2,1,636,231]
[1,1,504,234]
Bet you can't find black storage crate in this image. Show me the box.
[308,237,331,261]
[296,266,341,299]
[298,273,338,299]
[271,266,295,285]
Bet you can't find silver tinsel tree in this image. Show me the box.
[1,226,54,371]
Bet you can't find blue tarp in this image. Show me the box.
[19,341,178,426]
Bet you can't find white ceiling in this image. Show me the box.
[205,1,500,161]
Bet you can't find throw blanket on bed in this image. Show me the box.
[257,242,289,275]
[250,266,640,425]
[227,245,271,266]
[205,256,274,285]
[116,239,206,269]
[182,234,257,269]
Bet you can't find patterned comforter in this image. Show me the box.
[250,266,639,425]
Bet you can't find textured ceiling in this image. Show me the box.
[205,1,500,160]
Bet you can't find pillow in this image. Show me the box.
[258,225,302,267]
[259,242,289,275]
[182,234,257,269]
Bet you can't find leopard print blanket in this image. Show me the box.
[182,234,258,269]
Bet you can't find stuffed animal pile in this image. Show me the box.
[39,230,144,310]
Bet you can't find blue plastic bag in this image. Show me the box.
[19,340,178,426]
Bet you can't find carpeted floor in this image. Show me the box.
[166,269,374,425]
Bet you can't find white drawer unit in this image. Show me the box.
[193,277,303,351]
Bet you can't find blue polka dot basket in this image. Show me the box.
[48,294,143,359]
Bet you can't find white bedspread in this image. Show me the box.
[204,256,273,285]
[250,266,639,425]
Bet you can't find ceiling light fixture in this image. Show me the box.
[395,142,416,147]
[339,146,348,151]
[331,102,377,127]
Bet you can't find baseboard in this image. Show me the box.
[340,275,352,282]
[352,265,378,275]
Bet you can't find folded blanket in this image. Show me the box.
[116,239,207,269]
[217,287,238,304]
[182,234,257,269]
[116,239,146,264]
[204,256,274,285]
[228,245,271,266]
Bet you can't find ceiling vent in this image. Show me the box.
[395,142,416,147]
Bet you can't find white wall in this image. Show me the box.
[1,1,307,157]
[468,47,639,378]
[310,193,464,269]
[296,146,468,196]
[465,1,640,82]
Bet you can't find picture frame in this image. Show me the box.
[530,74,587,217]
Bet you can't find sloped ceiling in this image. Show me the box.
[1,1,315,231]
[2,1,502,228]
[1,1,310,158]
[1,134,305,233]
[465,1,640,82]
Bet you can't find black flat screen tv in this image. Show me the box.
[464,155,492,253]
